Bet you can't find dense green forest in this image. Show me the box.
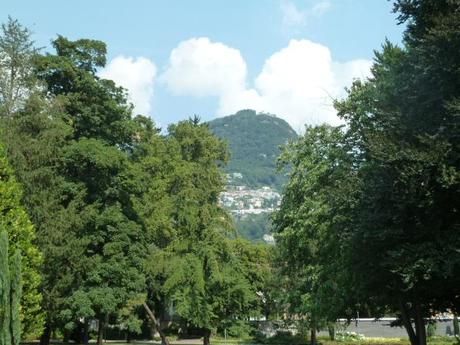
[209,110,297,189]
[0,1,459,345]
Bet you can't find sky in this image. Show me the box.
[2,0,405,131]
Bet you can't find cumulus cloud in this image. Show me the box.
[160,37,247,97]
[281,0,331,28]
[161,37,372,131]
[99,56,157,115]
[254,39,339,129]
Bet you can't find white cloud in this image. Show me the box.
[333,59,373,90]
[311,0,332,16]
[160,37,264,117]
[160,37,247,97]
[99,56,157,115]
[252,39,372,130]
[254,39,339,129]
[161,37,372,131]
[281,0,308,27]
[281,0,332,28]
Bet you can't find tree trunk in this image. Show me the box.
[203,329,211,345]
[399,301,417,345]
[83,318,89,345]
[310,327,317,345]
[97,317,104,345]
[414,304,427,345]
[63,329,70,343]
[39,323,51,345]
[143,302,170,345]
[328,324,335,341]
[453,314,459,336]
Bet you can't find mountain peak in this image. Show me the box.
[208,109,297,190]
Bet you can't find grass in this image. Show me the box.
[207,335,459,345]
[20,335,459,345]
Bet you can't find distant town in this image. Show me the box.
[220,173,281,216]
[219,173,280,244]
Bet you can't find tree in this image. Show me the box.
[230,239,281,321]
[0,142,43,338]
[0,230,23,345]
[273,125,356,345]
[130,117,178,345]
[32,36,147,345]
[1,32,147,345]
[34,35,135,145]
[331,2,460,345]
[275,3,460,345]
[9,248,22,345]
[1,93,85,344]
[0,229,11,345]
[140,119,256,345]
[0,17,39,116]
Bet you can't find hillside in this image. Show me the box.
[208,109,297,242]
[208,109,297,190]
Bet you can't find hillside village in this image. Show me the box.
[220,173,281,215]
[219,173,280,244]
[221,172,280,210]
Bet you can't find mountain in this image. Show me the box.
[208,109,297,190]
[208,109,298,243]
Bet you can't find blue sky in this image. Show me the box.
[2,0,405,131]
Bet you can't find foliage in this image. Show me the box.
[230,239,281,320]
[426,324,436,339]
[334,1,460,342]
[274,3,460,345]
[0,27,149,344]
[235,213,272,243]
[32,36,147,339]
[273,125,355,339]
[0,230,23,345]
[139,119,257,345]
[335,332,365,342]
[0,143,43,338]
[0,17,39,116]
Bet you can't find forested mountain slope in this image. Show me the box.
[208,109,297,190]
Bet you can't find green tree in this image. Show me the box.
[32,36,146,345]
[141,119,256,345]
[231,239,281,321]
[130,117,178,345]
[0,230,23,345]
[34,35,135,145]
[0,230,11,345]
[1,32,147,345]
[331,2,460,345]
[0,142,43,338]
[273,125,356,344]
[0,17,39,116]
[275,4,460,345]
[1,94,83,344]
